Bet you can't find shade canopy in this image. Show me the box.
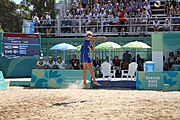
[95,42,121,50]
[122,41,151,49]
[49,43,77,51]
[76,44,83,51]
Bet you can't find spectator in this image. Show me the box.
[32,12,39,33]
[140,8,148,34]
[165,1,171,15]
[40,14,46,35]
[132,54,143,70]
[64,10,72,33]
[176,51,180,64]
[104,56,113,66]
[45,11,52,36]
[70,54,80,70]
[36,57,46,69]
[143,0,151,17]
[168,52,176,69]
[119,8,127,33]
[163,56,168,71]
[153,16,160,32]
[112,55,121,75]
[46,56,56,69]
[93,55,101,70]
[163,19,171,31]
[107,10,114,32]
[173,21,179,31]
[55,56,65,69]
[134,9,141,32]
[122,50,132,70]
[112,55,121,68]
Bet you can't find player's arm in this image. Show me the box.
[91,40,95,51]
[86,36,107,42]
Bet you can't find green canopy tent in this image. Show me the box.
[122,41,151,62]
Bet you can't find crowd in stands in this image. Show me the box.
[165,0,180,17]
[30,0,180,35]
[164,0,180,31]
[61,0,153,33]
[59,0,180,33]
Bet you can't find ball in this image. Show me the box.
[154,0,161,8]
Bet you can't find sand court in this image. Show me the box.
[0,87,180,120]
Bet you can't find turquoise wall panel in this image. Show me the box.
[0,57,38,77]
[0,71,9,90]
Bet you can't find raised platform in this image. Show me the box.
[93,78,136,89]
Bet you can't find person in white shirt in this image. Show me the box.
[164,19,171,31]
[45,11,52,36]
[55,56,65,69]
[46,56,56,69]
[36,57,46,69]
[143,1,151,17]
[32,12,39,33]
[153,16,160,32]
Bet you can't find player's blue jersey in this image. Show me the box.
[80,39,92,63]
[81,40,92,53]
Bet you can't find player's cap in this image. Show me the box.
[57,56,61,59]
[49,56,53,59]
[86,31,92,36]
[46,12,48,14]
[39,57,43,60]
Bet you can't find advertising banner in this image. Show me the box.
[31,69,91,88]
[136,71,180,91]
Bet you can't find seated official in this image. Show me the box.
[112,55,121,71]
[93,56,101,70]
[132,54,143,71]
[36,57,46,69]
[104,56,113,66]
[55,56,65,69]
[46,56,56,69]
[176,52,180,64]
[70,54,80,70]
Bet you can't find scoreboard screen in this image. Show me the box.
[3,33,40,57]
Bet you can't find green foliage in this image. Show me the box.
[0,0,20,32]
[0,0,55,32]
[28,0,55,19]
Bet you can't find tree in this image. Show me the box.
[28,0,55,19]
[0,0,55,32]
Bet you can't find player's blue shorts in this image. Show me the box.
[81,52,91,63]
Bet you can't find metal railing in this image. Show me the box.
[22,16,180,37]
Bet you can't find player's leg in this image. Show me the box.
[87,63,100,86]
[83,63,88,88]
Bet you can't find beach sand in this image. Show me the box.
[0,87,180,120]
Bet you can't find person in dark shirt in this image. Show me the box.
[112,55,121,76]
[113,55,121,69]
[132,54,143,71]
[70,54,80,70]
[122,50,132,70]
[93,55,101,70]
